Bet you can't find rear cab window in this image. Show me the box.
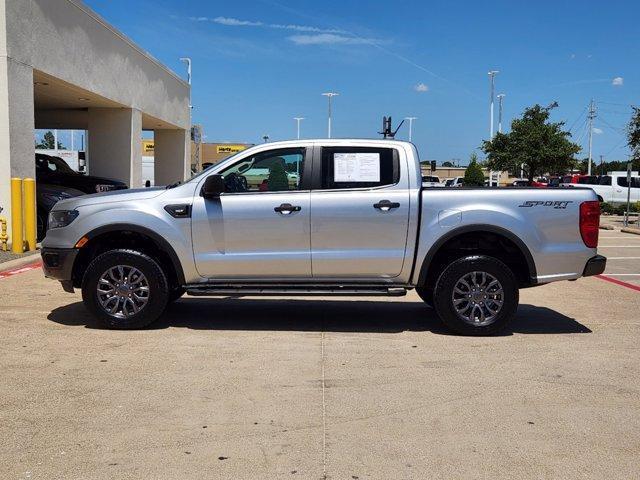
[318,147,399,190]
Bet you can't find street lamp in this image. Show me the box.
[293,117,305,140]
[405,117,417,142]
[488,70,499,138]
[487,71,499,187]
[321,92,339,138]
[496,94,505,133]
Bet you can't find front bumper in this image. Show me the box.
[41,247,78,292]
[583,254,607,277]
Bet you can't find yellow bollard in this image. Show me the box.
[24,178,37,251]
[10,177,23,253]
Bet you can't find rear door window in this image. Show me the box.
[319,147,398,190]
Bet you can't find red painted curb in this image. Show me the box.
[0,261,42,279]
[596,274,640,292]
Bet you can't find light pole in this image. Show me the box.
[405,117,417,142]
[496,94,505,133]
[321,92,339,138]
[488,71,499,186]
[293,117,305,140]
[488,70,499,138]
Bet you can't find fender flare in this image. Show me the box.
[82,223,186,285]
[417,224,537,286]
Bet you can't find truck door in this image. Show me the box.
[191,147,312,279]
[309,146,410,278]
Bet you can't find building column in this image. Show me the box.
[87,107,142,188]
[153,128,190,186]
[0,56,35,238]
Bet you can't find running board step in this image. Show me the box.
[185,286,407,297]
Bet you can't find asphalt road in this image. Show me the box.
[598,229,640,287]
[1,257,639,479]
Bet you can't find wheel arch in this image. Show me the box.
[416,224,537,288]
[72,223,185,288]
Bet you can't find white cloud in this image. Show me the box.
[287,33,376,45]
[592,127,603,135]
[414,83,429,92]
[213,16,263,27]
[612,76,624,86]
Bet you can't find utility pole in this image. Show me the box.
[262,134,270,143]
[321,92,339,138]
[587,99,596,176]
[600,155,604,176]
[293,117,304,140]
[405,117,417,142]
[497,94,505,133]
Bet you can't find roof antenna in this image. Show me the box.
[379,116,405,139]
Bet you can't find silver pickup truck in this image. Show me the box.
[41,139,606,335]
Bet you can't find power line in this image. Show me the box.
[568,106,587,133]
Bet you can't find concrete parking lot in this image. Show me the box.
[1,240,639,479]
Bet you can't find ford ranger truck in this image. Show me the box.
[41,140,606,335]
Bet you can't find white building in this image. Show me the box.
[0,0,191,227]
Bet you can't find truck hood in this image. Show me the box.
[54,187,166,209]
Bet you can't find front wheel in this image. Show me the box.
[81,249,169,329]
[433,255,519,336]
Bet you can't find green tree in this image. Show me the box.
[481,104,580,182]
[464,153,485,186]
[442,161,455,167]
[35,130,65,149]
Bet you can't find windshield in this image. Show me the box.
[36,155,76,175]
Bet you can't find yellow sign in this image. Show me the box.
[216,144,247,154]
[142,140,154,155]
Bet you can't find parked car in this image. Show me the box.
[36,183,84,241]
[445,177,464,187]
[583,172,640,204]
[36,153,128,194]
[41,139,605,336]
[422,175,444,188]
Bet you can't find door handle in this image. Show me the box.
[373,200,400,211]
[274,203,301,215]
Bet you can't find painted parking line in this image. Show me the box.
[596,274,640,292]
[0,261,42,279]
[606,257,640,260]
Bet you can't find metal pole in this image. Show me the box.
[497,94,505,133]
[405,117,417,142]
[322,93,338,138]
[587,99,596,176]
[54,129,58,152]
[70,130,74,151]
[294,117,304,140]
[488,71,499,186]
[624,160,632,227]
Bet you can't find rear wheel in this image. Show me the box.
[433,255,518,336]
[81,249,169,329]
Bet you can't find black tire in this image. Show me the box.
[81,249,169,329]
[433,255,518,336]
[168,286,186,303]
[414,284,434,307]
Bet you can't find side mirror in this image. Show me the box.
[201,174,225,198]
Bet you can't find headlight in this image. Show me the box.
[48,210,79,229]
[95,184,115,193]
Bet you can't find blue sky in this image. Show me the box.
[83,0,638,163]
